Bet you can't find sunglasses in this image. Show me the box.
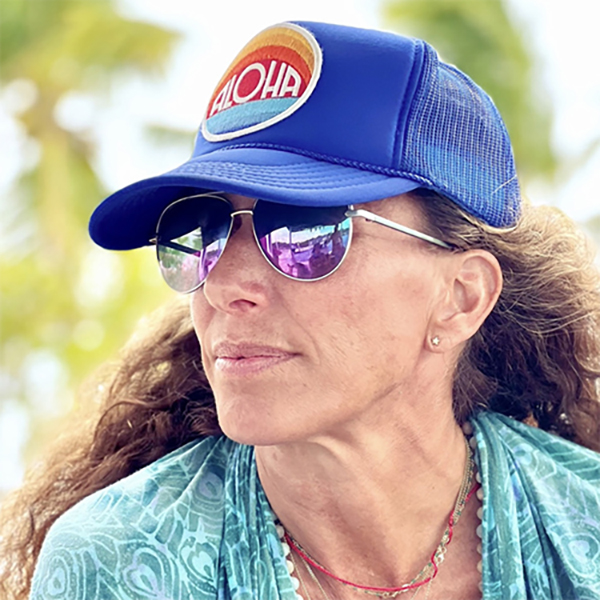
[151,193,452,293]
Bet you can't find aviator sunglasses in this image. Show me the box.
[151,193,452,293]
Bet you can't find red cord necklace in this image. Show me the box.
[283,441,478,598]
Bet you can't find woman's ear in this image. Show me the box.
[428,250,502,352]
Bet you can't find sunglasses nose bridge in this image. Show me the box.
[228,207,256,238]
[230,209,254,218]
[206,206,280,291]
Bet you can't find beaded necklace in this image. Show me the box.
[276,427,484,599]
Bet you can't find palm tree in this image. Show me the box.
[0,0,179,468]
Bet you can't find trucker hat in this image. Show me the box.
[89,21,521,251]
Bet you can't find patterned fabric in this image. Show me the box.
[30,412,600,600]
[473,413,600,599]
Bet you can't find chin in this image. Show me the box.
[215,394,285,446]
[214,390,318,447]
[217,416,289,447]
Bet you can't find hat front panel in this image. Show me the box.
[195,22,424,173]
[202,23,321,141]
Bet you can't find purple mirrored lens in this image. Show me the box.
[156,196,231,293]
[254,203,351,280]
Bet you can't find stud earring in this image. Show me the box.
[431,336,440,347]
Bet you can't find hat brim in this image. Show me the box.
[89,148,422,250]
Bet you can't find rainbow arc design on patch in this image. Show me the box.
[202,23,322,141]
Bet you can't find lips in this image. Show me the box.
[212,342,297,376]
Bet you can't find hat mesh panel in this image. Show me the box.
[401,48,520,227]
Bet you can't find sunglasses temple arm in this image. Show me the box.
[150,238,201,255]
[345,208,452,249]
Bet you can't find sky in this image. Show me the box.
[1,0,599,493]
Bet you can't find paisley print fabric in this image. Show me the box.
[473,413,600,599]
[31,411,600,599]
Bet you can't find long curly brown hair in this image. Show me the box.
[2,190,600,599]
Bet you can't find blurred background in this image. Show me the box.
[1,0,599,498]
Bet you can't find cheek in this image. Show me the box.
[189,293,214,366]
[301,263,433,387]
[186,248,437,437]
[189,295,204,337]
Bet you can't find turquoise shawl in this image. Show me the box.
[31,412,600,599]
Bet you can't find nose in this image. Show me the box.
[199,211,273,314]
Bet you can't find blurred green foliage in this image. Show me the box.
[0,0,179,461]
[383,0,557,184]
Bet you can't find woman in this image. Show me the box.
[2,21,600,600]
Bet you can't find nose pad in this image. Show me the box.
[229,214,244,237]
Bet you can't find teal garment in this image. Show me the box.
[474,413,600,599]
[30,412,600,600]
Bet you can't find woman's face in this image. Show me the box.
[190,193,453,445]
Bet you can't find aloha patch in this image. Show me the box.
[202,23,322,142]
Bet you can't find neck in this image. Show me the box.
[255,388,469,586]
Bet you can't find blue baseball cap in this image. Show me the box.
[89,21,521,251]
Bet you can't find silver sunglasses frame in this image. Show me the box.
[345,208,452,249]
[151,193,452,293]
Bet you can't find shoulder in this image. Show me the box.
[473,410,600,479]
[472,411,600,597]
[472,410,600,505]
[30,436,239,600]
